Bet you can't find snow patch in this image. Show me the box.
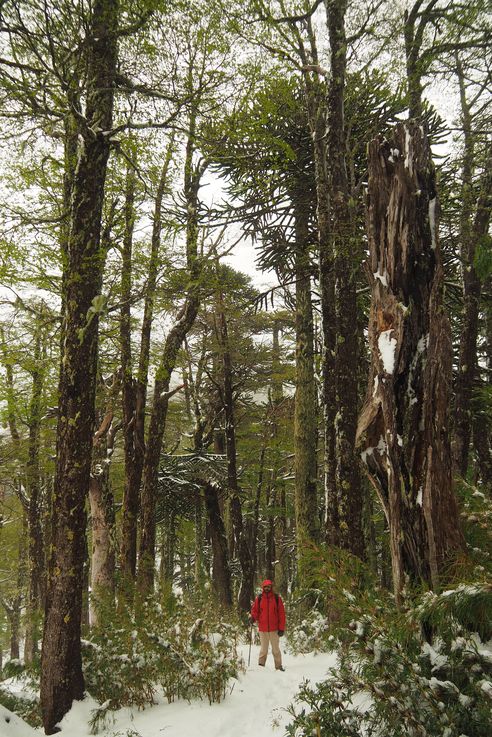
[429,197,437,249]
[0,705,38,736]
[378,329,397,374]
[373,269,389,287]
[404,127,413,175]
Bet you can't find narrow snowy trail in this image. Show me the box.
[1,647,336,737]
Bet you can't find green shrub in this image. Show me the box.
[84,592,244,733]
[0,685,41,728]
[287,548,492,737]
[286,609,333,655]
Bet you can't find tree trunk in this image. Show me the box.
[0,328,21,446]
[311,90,337,547]
[120,141,174,587]
[357,122,464,601]
[292,183,319,561]
[215,289,253,611]
[325,0,364,559]
[264,484,275,581]
[89,400,118,626]
[250,444,266,590]
[454,100,492,474]
[137,122,202,595]
[203,483,233,607]
[24,328,45,663]
[9,518,27,660]
[299,26,337,546]
[403,4,425,120]
[40,1,119,731]
[274,486,289,598]
[119,148,139,587]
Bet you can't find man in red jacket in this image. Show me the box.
[250,579,286,671]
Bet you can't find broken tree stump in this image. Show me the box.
[357,122,464,600]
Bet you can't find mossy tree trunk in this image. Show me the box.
[24,326,45,663]
[325,0,364,558]
[89,390,119,626]
[40,1,119,731]
[292,181,319,568]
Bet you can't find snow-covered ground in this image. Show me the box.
[1,647,337,737]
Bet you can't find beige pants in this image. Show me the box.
[258,630,283,668]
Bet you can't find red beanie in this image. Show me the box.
[262,579,273,587]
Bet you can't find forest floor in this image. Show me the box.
[1,646,347,737]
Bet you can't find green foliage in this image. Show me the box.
[474,235,492,281]
[414,584,492,643]
[286,548,492,737]
[0,686,41,728]
[285,678,364,737]
[456,480,492,575]
[286,609,333,656]
[83,592,244,734]
[0,661,42,728]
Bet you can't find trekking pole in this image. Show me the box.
[247,621,253,667]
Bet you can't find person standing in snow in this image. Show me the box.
[249,579,286,671]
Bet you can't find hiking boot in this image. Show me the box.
[258,663,265,667]
[276,666,285,671]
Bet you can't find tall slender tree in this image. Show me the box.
[40,1,120,730]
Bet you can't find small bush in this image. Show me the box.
[84,592,244,733]
[287,547,492,737]
[286,609,333,655]
[0,686,41,728]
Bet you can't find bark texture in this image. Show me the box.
[357,123,464,600]
[203,482,233,607]
[24,328,45,662]
[40,1,119,731]
[300,48,336,546]
[292,184,318,557]
[215,289,253,611]
[89,398,118,626]
[325,0,364,558]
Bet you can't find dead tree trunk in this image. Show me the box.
[357,122,464,601]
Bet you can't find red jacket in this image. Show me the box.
[251,591,286,632]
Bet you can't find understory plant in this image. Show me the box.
[84,590,244,733]
[286,545,492,737]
